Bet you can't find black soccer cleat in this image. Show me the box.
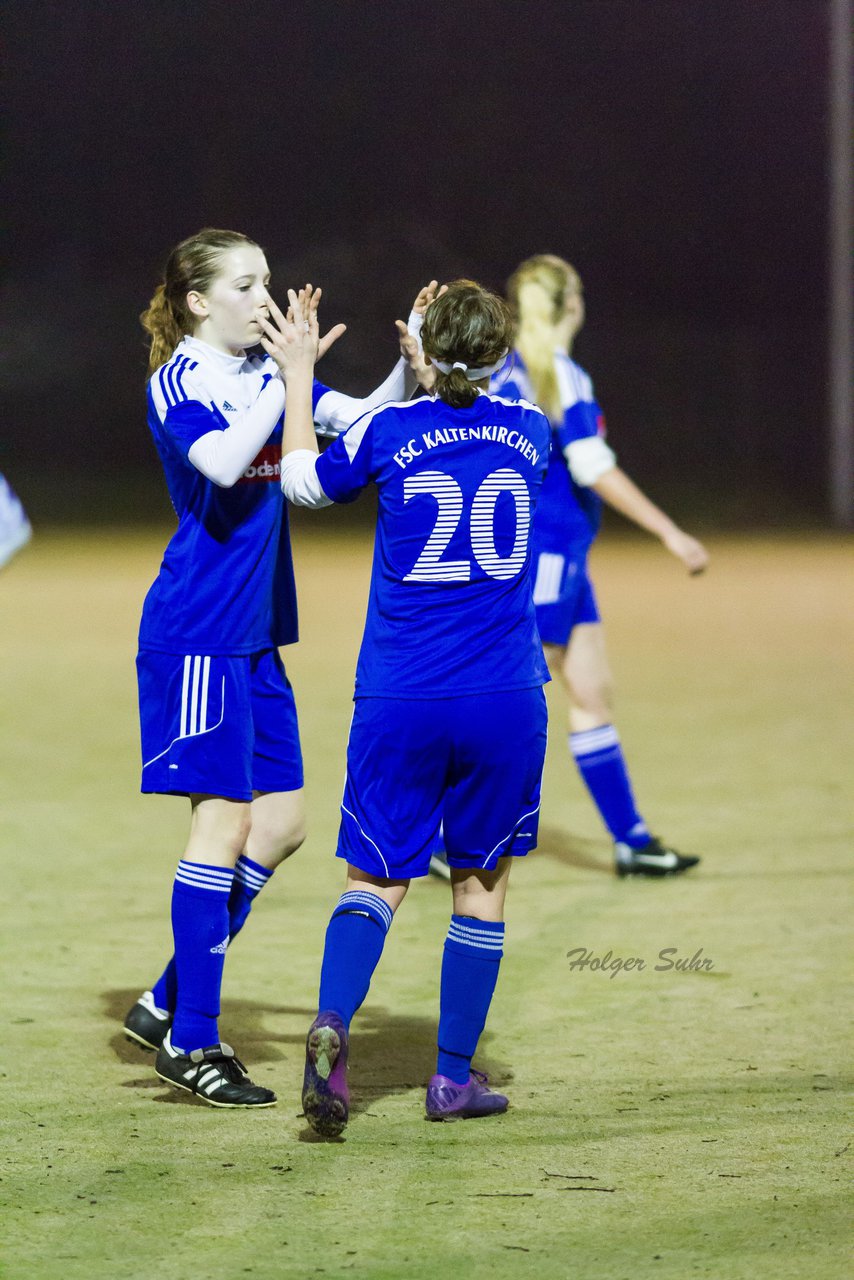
[124,991,173,1050]
[614,836,700,878]
[155,1033,277,1108]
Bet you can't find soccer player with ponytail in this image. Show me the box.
[497,254,708,877]
[266,279,551,1135]
[125,228,421,1108]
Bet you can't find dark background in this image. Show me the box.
[2,0,831,526]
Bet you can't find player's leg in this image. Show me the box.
[427,687,547,1120]
[127,649,306,1049]
[154,792,276,1107]
[302,866,410,1137]
[538,554,647,854]
[170,793,250,1048]
[219,786,307,936]
[552,618,651,847]
[127,652,276,1106]
[551,610,699,876]
[317,866,410,1030]
[131,791,305,1050]
[228,647,307,934]
[302,696,445,1136]
[425,858,513,1120]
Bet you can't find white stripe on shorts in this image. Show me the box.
[532,552,564,606]
[180,655,192,738]
[189,656,202,736]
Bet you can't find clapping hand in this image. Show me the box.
[395,279,447,392]
[257,285,346,376]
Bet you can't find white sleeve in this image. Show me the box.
[564,435,617,486]
[187,377,286,487]
[313,356,417,437]
[407,307,424,346]
[280,450,334,508]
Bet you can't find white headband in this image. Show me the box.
[431,351,508,381]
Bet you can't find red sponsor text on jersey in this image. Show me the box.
[240,444,282,483]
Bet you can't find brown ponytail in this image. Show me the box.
[420,279,513,408]
[140,228,260,375]
[140,284,184,375]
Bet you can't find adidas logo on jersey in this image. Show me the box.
[210,937,229,954]
[223,401,237,412]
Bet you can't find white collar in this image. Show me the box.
[182,335,252,375]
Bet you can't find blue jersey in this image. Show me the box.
[491,352,606,556]
[139,336,329,656]
[315,391,552,698]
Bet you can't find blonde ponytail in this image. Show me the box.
[507,255,583,424]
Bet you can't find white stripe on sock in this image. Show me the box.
[175,862,233,893]
[337,891,393,930]
[447,922,505,951]
[570,725,620,756]
[235,859,272,890]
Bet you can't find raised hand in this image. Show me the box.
[395,318,435,392]
[410,279,447,317]
[395,280,446,392]
[258,285,346,374]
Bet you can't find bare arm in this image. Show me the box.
[592,465,709,574]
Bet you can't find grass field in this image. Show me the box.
[1,527,851,1280]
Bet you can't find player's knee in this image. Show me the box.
[232,810,253,855]
[249,815,306,867]
[279,819,307,860]
[567,673,613,718]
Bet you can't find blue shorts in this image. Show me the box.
[337,687,548,879]
[137,647,303,801]
[531,549,600,646]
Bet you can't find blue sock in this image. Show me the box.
[151,960,178,1016]
[437,916,505,1085]
[169,860,234,1052]
[570,726,650,848]
[151,853,273,1013]
[318,891,393,1028]
[228,853,274,936]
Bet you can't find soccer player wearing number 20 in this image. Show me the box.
[267,280,551,1136]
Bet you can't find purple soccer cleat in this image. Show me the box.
[302,1012,350,1137]
[425,1068,509,1121]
